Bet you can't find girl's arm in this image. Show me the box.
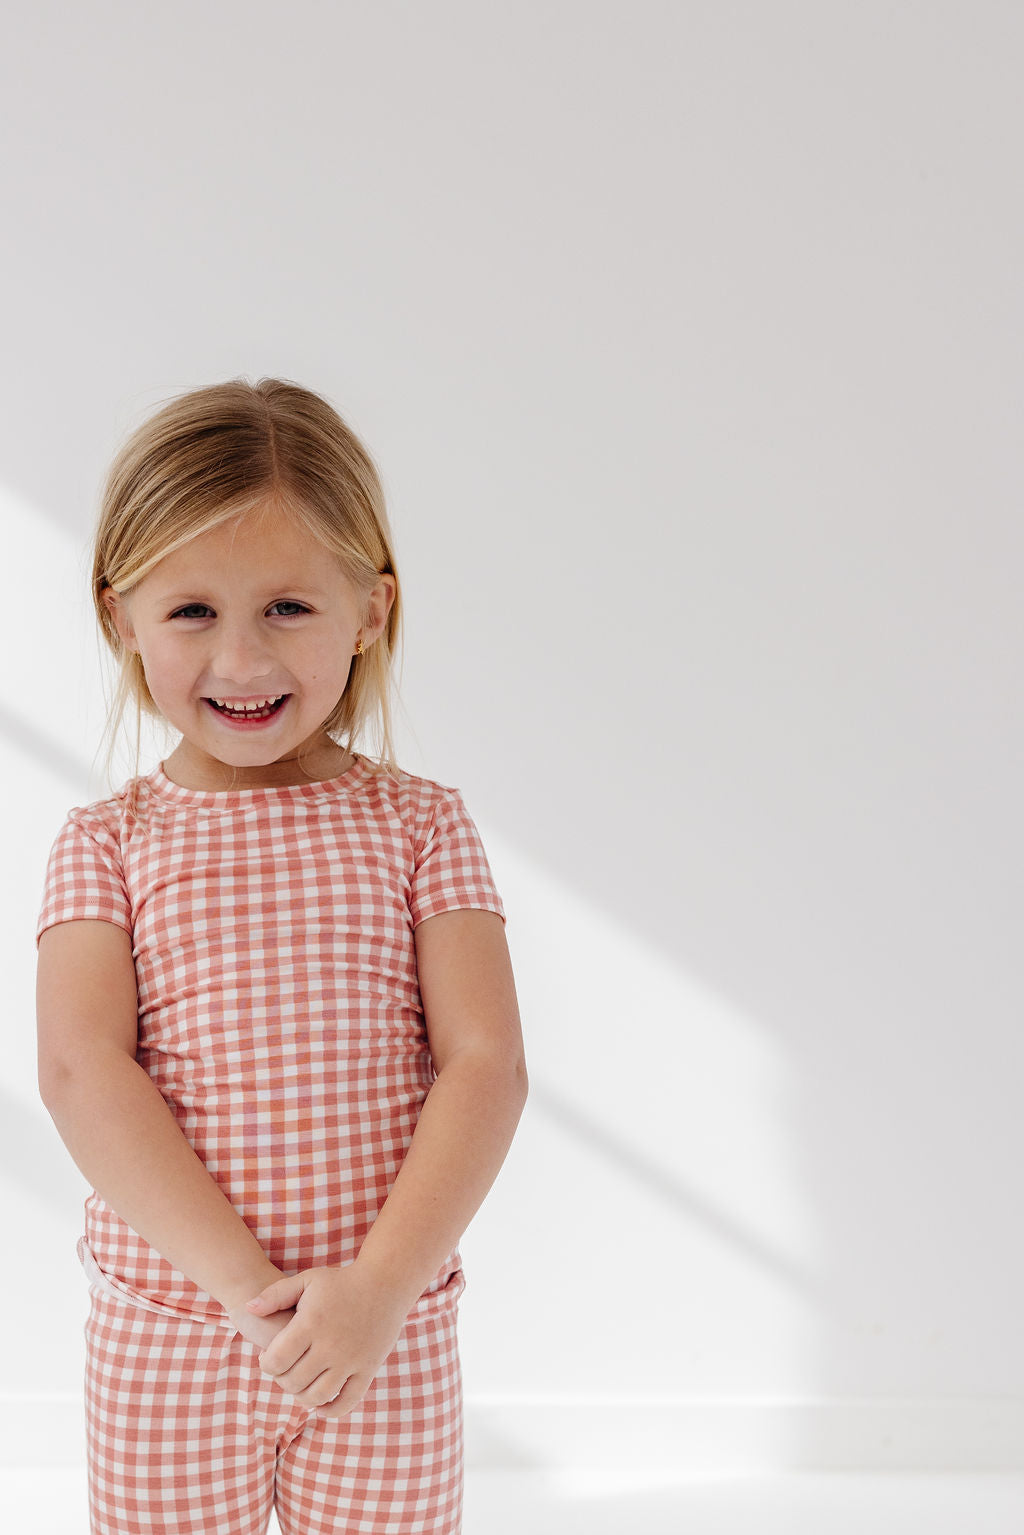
[356,906,529,1295]
[37,919,287,1335]
[249,907,528,1415]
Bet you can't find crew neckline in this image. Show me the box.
[145,752,370,807]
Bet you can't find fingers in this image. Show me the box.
[314,1372,373,1419]
[233,1308,294,1352]
[257,1339,373,1416]
[247,1274,307,1316]
[259,1328,312,1380]
[264,1355,366,1414]
[259,1337,342,1403]
[275,1360,338,1405]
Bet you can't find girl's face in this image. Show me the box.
[103,502,396,790]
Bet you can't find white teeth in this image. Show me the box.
[211,695,284,712]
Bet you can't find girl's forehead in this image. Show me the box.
[193,505,322,550]
[155,511,340,577]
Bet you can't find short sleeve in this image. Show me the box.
[36,813,133,946]
[409,789,506,929]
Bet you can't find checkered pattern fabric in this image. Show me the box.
[37,754,504,1530]
[84,1269,466,1534]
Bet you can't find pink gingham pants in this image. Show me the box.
[83,1267,466,1534]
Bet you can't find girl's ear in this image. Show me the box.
[363,574,397,645]
[102,588,139,653]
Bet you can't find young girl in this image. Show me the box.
[35,377,528,1535]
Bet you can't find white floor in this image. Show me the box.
[5,1467,1024,1534]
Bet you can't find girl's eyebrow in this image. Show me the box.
[154,584,331,603]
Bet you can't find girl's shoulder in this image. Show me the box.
[352,758,475,838]
[359,758,463,808]
[50,769,161,845]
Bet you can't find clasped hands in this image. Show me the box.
[227,1263,413,1419]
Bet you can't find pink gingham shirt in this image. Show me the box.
[36,754,505,1323]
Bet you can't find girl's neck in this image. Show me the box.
[161,735,355,792]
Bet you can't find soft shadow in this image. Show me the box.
[0,700,92,788]
[0,1088,86,1220]
[530,1079,823,1303]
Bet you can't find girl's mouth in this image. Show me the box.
[204,694,290,726]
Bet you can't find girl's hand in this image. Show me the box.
[226,1299,297,1353]
[245,1264,413,1418]
[223,1262,297,1351]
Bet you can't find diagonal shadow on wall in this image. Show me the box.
[0,1087,86,1222]
[0,700,93,790]
[529,1079,824,1305]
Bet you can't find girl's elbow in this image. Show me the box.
[37,1049,81,1115]
[38,1043,123,1114]
[512,1054,529,1109]
[38,1062,70,1118]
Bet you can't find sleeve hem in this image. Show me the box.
[36,913,135,949]
[411,897,507,930]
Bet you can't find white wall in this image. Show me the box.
[2,0,1022,1469]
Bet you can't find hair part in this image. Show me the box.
[91,377,404,815]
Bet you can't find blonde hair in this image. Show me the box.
[92,377,403,813]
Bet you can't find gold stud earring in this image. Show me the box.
[355,637,364,656]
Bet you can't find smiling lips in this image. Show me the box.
[206,694,289,722]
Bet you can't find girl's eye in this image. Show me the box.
[168,602,310,620]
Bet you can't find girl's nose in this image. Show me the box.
[211,624,275,686]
